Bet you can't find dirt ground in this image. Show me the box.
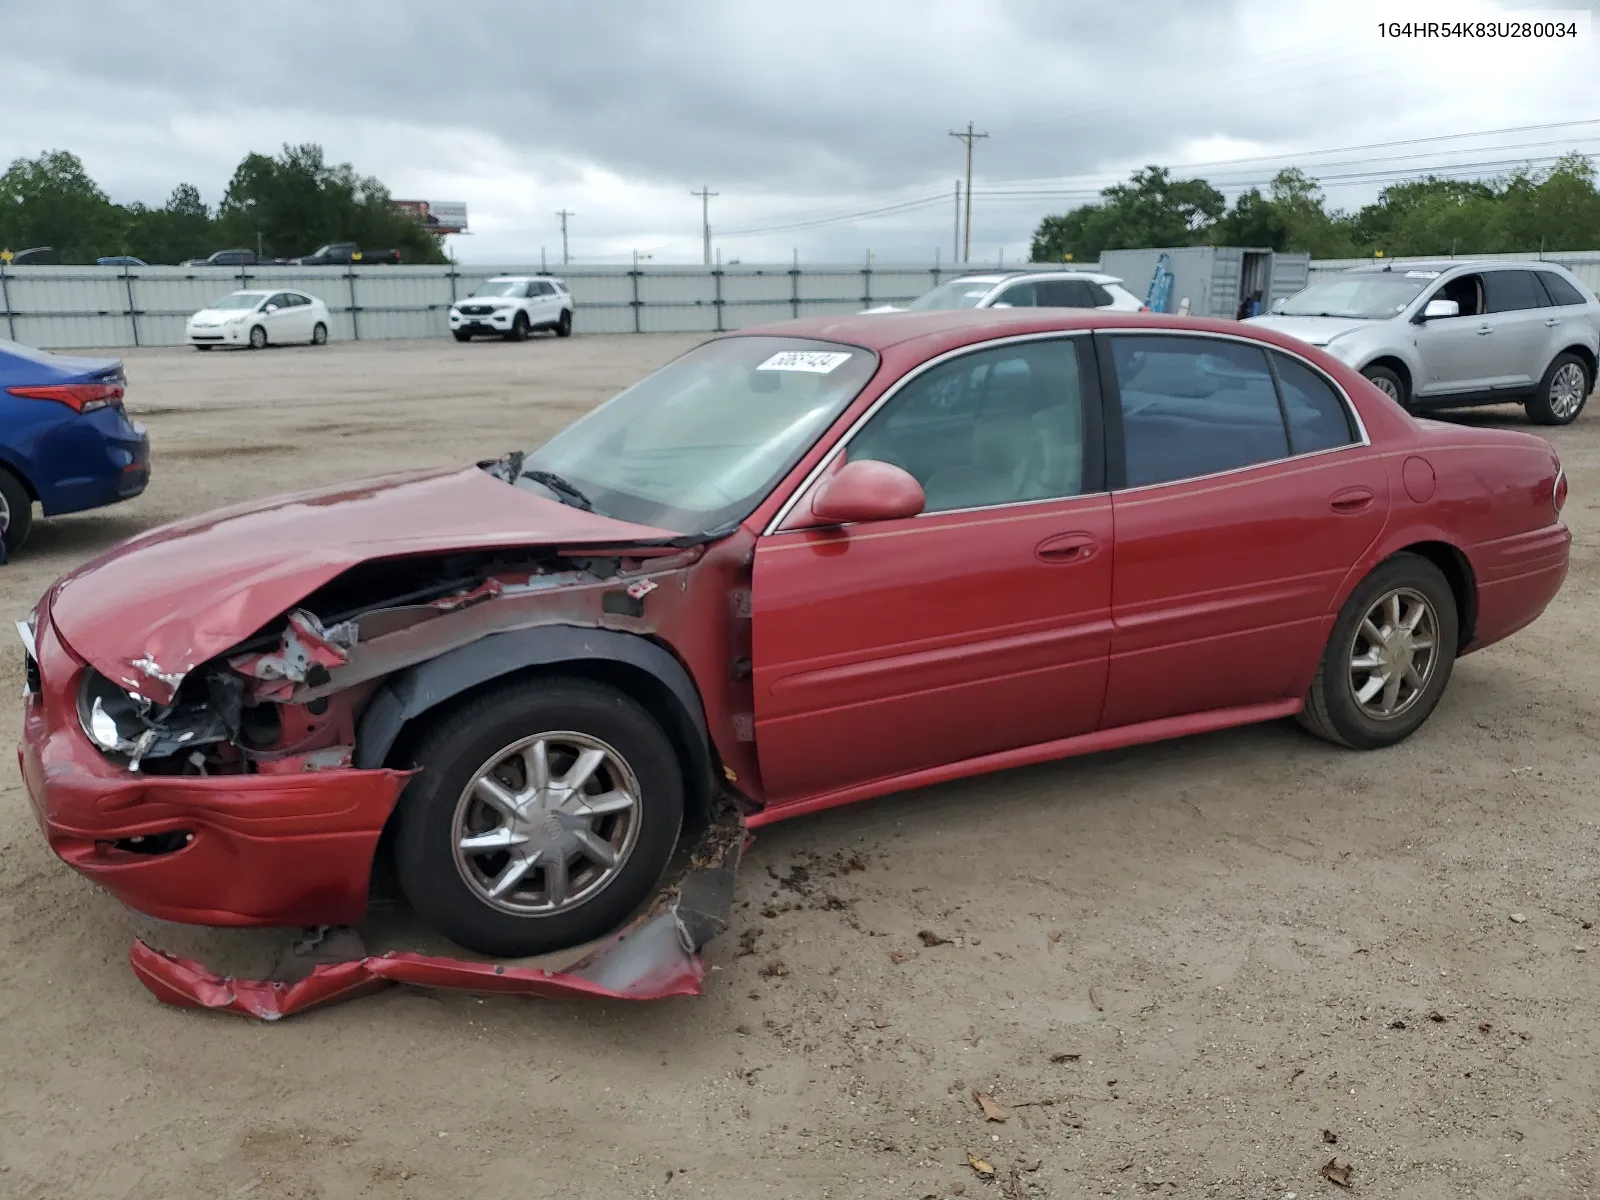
[1,333,1597,1199]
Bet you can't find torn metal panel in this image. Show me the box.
[129,810,747,1020]
[228,609,357,700]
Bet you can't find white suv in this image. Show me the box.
[450,276,574,342]
[865,269,1145,314]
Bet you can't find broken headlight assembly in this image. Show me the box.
[76,667,240,773]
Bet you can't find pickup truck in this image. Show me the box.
[180,250,290,267]
[292,243,402,266]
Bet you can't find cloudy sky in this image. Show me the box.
[3,0,1597,263]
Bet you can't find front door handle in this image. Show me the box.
[1476,324,1493,336]
[1036,531,1099,563]
[1544,318,1560,327]
[1330,486,1375,514]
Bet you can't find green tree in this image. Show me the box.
[1214,187,1289,249]
[1350,177,1497,257]
[0,150,121,262]
[120,184,216,264]
[1031,166,1225,261]
[217,143,446,263]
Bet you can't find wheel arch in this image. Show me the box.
[1555,343,1596,380]
[356,625,718,830]
[0,450,41,502]
[1388,539,1478,651]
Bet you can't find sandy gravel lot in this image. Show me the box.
[1,334,1596,1199]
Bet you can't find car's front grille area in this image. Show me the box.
[24,649,40,696]
[459,304,494,316]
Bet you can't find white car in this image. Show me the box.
[450,276,574,342]
[185,290,330,351]
[865,269,1146,314]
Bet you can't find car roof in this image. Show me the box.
[485,274,566,282]
[1345,259,1573,275]
[733,308,1282,356]
[950,269,1123,285]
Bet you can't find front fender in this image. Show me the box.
[353,624,714,797]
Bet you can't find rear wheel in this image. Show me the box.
[393,677,684,957]
[1525,352,1590,426]
[194,344,213,351]
[0,465,33,557]
[452,330,472,343]
[555,309,573,338]
[1361,364,1407,408]
[1299,553,1458,750]
[311,322,328,346]
[248,325,267,350]
[505,312,529,343]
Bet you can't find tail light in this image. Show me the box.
[1554,465,1568,518]
[7,383,124,413]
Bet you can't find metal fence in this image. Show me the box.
[0,260,1013,350]
[5,252,1599,350]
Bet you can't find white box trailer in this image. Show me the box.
[1097,247,1311,318]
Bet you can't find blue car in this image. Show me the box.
[96,256,148,267]
[0,340,151,559]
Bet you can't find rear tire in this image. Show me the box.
[555,309,573,338]
[0,465,33,557]
[1298,553,1458,750]
[1525,352,1590,426]
[248,325,267,350]
[194,344,213,351]
[392,676,684,957]
[1361,364,1408,409]
[452,330,472,343]
[311,322,328,346]
[505,312,529,343]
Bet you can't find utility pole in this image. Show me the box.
[949,122,988,263]
[691,186,719,266]
[555,209,574,264]
[952,180,961,263]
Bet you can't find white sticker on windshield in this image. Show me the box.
[1404,270,1441,278]
[757,350,852,374]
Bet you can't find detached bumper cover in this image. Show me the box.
[129,812,747,1020]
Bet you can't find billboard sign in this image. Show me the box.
[394,200,468,234]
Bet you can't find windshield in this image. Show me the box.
[1277,273,1436,319]
[470,280,525,298]
[904,278,1000,310]
[211,293,267,310]
[517,336,879,533]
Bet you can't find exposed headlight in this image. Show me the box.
[77,670,146,755]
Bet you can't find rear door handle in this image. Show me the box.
[1330,486,1375,514]
[1544,318,1560,327]
[1476,324,1493,335]
[1036,532,1098,563]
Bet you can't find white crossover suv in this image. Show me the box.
[450,276,574,342]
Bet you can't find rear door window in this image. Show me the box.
[1111,336,1290,488]
[1034,280,1097,308]
[1483,270,1543,313]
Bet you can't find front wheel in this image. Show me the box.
[310,322,328,346]
[505,312,529,343]
[1525,352,1591,426]
[1361,364,1407,408]
[393,677,684,957]
[1298,553,1458,750]
[555,309,573,338]
[248,325,267,350]
[452,330,472,343]
[0,465,34,557]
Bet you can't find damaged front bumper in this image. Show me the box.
[130,809,748,1019]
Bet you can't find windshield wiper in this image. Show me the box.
[521,469,595,512]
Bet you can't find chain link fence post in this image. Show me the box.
[861,250,873,309]
[790,249,800,319]
[348,264,360,340]
[0,264,13,341]
[713,266,724,332]
[123,263,140,347]
[630,260,642,334]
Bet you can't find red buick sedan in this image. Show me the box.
[19,309,1571,960]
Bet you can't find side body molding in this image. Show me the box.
[354,625,714,797]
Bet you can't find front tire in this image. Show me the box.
[1525,352,1590,426]
[505,312,529,343]
[452,330,472,343]
[393,677,684,957]
[311,322,328,346]
[555,309,573,338]
[1299,553,1458,750]
[248,324,267,350]
[0,465,34,557]
[1361,364,1408,409]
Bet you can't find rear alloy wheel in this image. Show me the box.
[248,324,267,350]
[1361,364,1407,408]
[1299,553,1458,750]
[555,309,573,338]
[393,676,684,957]
[505,312,530,343]
[311,322,328,346]
[0,465,34,556]
[1525,353,1590,426]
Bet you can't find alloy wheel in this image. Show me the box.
[1370,375,1400,401]
[1550,362,1587,420]
[1347,587,1439,720]
[450,731,641,915]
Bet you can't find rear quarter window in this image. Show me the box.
[1272,353,1357,453]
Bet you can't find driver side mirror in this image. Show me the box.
[808,459,925,526]
[264,304,279,314]
[1270,297,1286,312]
[1417,298,1459,322]
[990,302,1014,309]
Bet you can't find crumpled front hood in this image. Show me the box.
[46,465,675,702]
[1244,314,1377,347]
